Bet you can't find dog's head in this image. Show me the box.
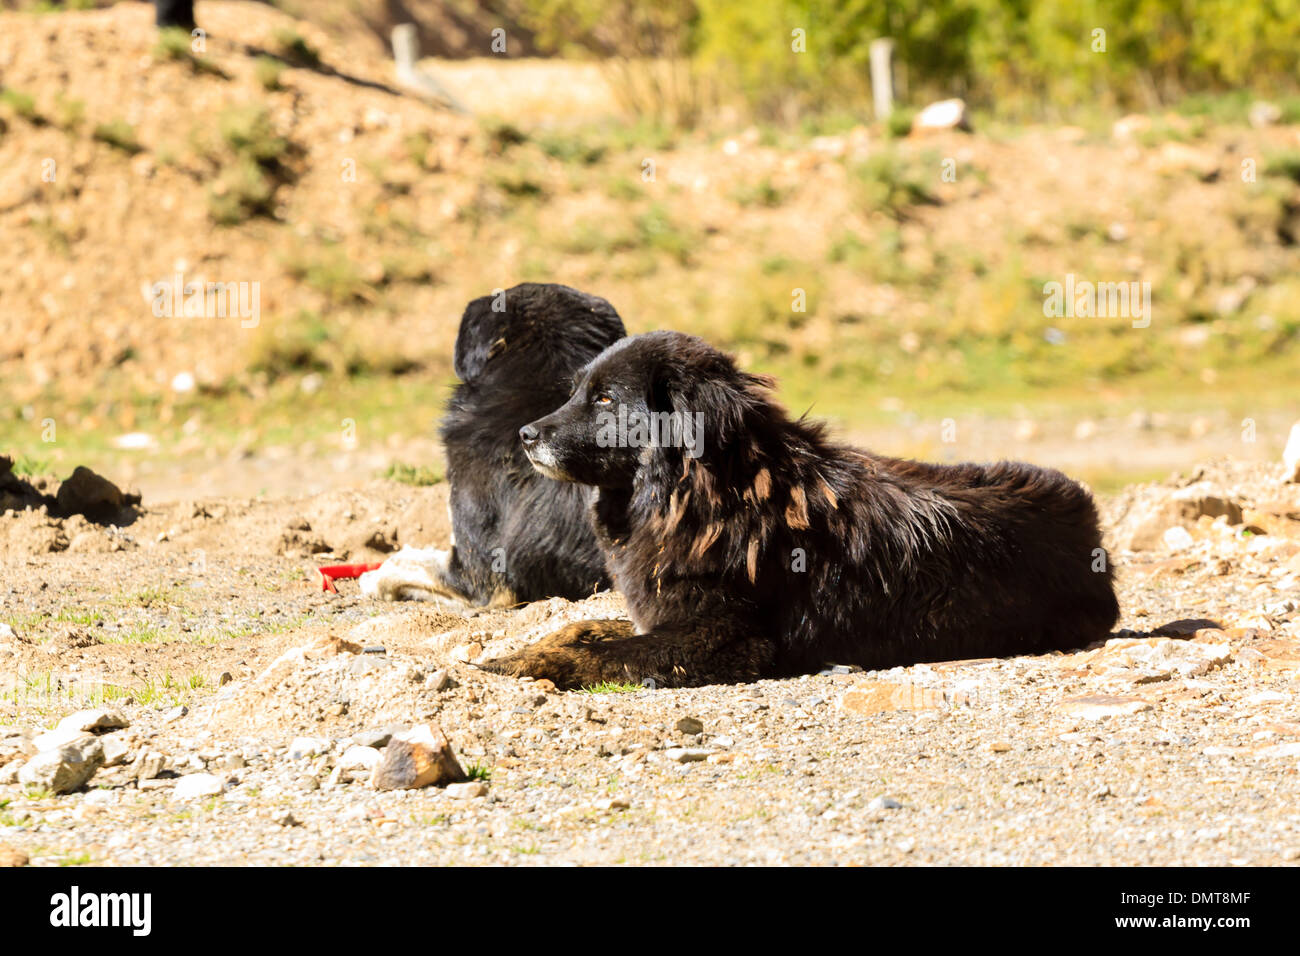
[453,283,624,384]
[519,331,777,487]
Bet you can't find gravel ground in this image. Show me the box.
[1,460,1298,866]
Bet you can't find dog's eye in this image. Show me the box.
[593,393,613,406]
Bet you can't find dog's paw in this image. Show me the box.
[478,619,638,689]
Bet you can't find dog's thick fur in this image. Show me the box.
[483,331,1120,687]
[431,283,625,605]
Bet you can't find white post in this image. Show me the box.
[870,38,895,122]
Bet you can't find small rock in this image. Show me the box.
[912,98,970,132]
[19,738,104,794]
[163,705,188,723]
[334,745,382,783]
[0,623,17,642]
[271,809,301,827]
[0,845,28,867]
[450,642,483,663]
[100,736,129,768]
[1162,526,1194,552]
[131,750,167,781]
[172,773,225,800]
[425,669,456,692]
[1249,100,1282,128]
[349,725,406,750]
[288,736,331,760]
[988,741,1012,753]
[840,680,948,714]
[675,717,704,735]
[869,796,903,811]
[218,671,233,686]
[444,781,488,799]
[56,708,129,735]
[594,797,631,811]
[34,726,98,753]
[1284,422,1300,484]
[664,747,711,763]
[1058,695,1153,720]
[371,723,465,791]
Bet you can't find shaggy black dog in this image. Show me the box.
[431,283,625,605]
[482,331,1120,687]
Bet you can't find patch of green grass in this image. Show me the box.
[272,27,321,68]
[56,852,93,867]
[536,130,607,165]
[1264,150,1300,184]
[283,246,372,305]
[0,88,41,123]
[153,27,227,77]
[464,761,492,782]
[581,681,643,694]
[634,203,696,265]
[848,149,939,220]
[92,119,142,155]
[379,462,443,486]
[206,105,292,225]
[254,56,286,92]
[100,624,167,645]
[52,95,85,132]
[135,672,206,706]
[8,453,51,476]
[885,108,916,139]
[730,176,788,208]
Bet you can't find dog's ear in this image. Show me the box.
[650,356,773,456]
[453,297,508,383]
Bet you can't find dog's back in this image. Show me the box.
[440,283,625,604]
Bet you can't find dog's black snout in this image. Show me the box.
[519,423,540,446]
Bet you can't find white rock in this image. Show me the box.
[1162,526,1194,551]
[663,748,712,763]
[1284,422,1300,483]
[444,781,488,799]
[100,736,130,768]
[0,623,16,642]
[172,773,225,800]
[18,739,103,793]
[34,726,97,753]
[1257,742,1300,759]
[56,708,129,734]
[288,736,330,760]
[913,98,969,132]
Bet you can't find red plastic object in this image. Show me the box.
[318,562,383,593]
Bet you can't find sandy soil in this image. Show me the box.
[0,457,1297,866]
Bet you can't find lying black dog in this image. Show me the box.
[415,283,625,605]
[482,331,1120,687]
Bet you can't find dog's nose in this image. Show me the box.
[519,423,539,446]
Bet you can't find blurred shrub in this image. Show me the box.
[511,0,1300,121]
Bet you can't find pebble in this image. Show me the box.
[163,705,188,723]
[172,773,226,800]
[444,781,488,799]
[675,717,704,735]
[56,708,129,734]
[288,736,331,760]
[869,796,903,810]
[664,748,712,763]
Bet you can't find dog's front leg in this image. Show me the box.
[478,618,773,689]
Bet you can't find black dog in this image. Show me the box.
[420,283,625,605]
[482,331,1119,687]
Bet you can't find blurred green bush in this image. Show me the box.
[512,0,1300,121]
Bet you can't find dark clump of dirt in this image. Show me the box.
[0,456,141,526]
